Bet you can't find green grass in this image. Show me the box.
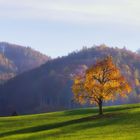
[0,103,140,140]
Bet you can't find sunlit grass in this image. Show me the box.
[0,103,140,140]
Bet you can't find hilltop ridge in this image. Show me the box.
[0,42,50,83]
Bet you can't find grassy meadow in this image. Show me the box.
[0,103,140,140]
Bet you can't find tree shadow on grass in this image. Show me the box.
[45,111,140,138]
[63,104,140,116]
[0,113,121,138]
[0,109,140,139]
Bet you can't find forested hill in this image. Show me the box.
[0,42,50,83]
[0,45,140,116]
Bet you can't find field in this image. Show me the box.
[0,103,140,140]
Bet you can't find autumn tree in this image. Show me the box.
[72,56,132,115]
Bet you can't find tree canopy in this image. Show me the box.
[72,56,132,115]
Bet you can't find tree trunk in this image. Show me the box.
[98,99,103,115]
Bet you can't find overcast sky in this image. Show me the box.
[0,0,140,57]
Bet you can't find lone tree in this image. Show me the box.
[72,56,132,115]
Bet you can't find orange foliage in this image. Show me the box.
[72,56,132,113]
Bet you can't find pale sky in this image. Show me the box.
[0,0,140,57]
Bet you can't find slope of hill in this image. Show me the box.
[0,45,140,115]
[0,103,140,140]
[0,53,16,83]
[0,42,50,83]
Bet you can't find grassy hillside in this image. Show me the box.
[0,103,140,140]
